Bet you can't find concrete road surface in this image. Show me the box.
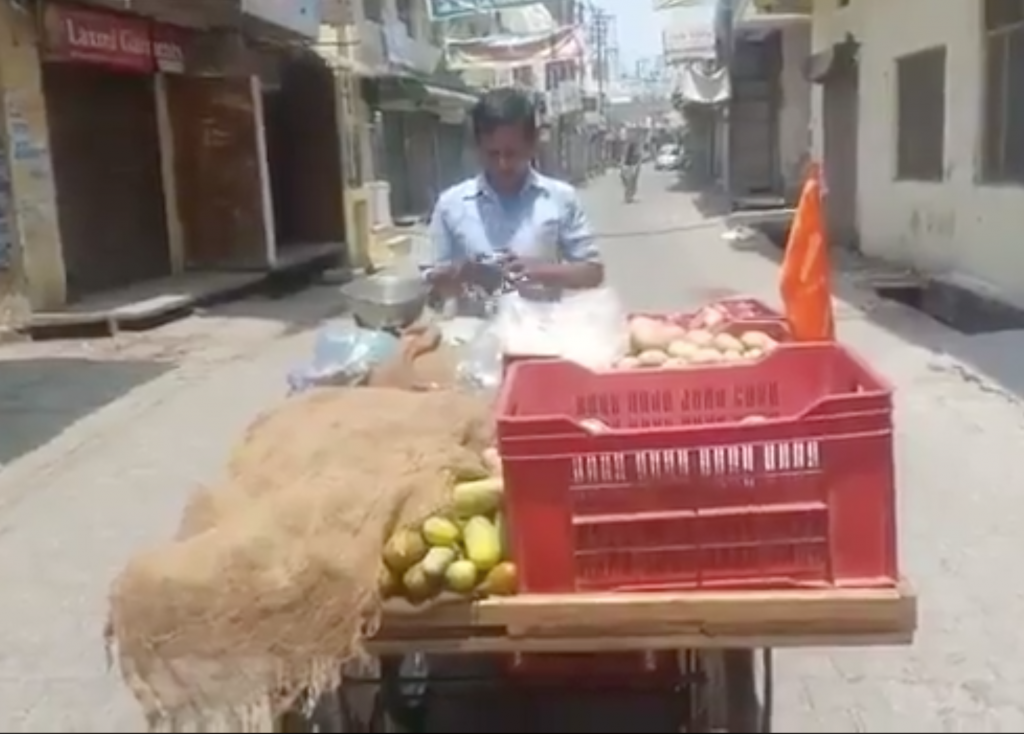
[2,169,1024,731]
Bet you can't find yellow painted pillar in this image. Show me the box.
[0,1,65,311]
[335,67,372,270]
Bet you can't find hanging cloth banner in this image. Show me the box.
[428,0,543,21]
[662,3,719,62]
[446,25,584,69]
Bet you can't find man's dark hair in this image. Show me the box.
[470,87,537,141]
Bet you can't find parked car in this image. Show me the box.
[654,144,683,171]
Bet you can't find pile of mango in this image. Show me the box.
[379,472,517,605]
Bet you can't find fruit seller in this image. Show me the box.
[425,86,605,303]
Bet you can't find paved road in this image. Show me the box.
[2,169,1024,731]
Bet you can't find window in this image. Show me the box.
[362,0,382,24]
[983,0,1024,182]
[895,46,947,181]
[545,60,575,91]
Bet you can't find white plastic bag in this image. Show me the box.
[286,321,400,393]
[492,287,629,370]
[454,320,505,393]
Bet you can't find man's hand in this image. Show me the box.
[426,260,504,295]
[503,255,554,283]
[504,256,604,290]
[425,263,465,298]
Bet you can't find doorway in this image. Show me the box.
[729,32,782,200]
[822,61,859,249]
[166,75,269,269]
[261,54,346,252]
[43,64,170,299]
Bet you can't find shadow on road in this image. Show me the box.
[728,227,1024,401]
[0,357,170,466]
[193,281,347,340]
[664,176,731,219]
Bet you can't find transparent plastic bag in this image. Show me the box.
[493,287,629,370]
[454,320,504,393]
[287,321,401,394]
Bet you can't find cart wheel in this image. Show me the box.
[691,650,769,733]
[275,689,348,733]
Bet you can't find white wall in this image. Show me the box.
[812,0,1024,305]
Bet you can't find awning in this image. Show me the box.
[424,84,477,106]
[374,73,479,111]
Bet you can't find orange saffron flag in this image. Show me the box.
[779,164,836,342]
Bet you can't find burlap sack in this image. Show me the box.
[106,332,493,730]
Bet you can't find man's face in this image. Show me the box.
[477,124,535,194]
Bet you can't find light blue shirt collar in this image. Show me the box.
[471,169,545,201]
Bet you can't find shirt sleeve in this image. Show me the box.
[558,188,600,263]
[428,197,458,268]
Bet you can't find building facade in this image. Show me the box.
[0,0,347,323]
[728,5,810,206]
[662,0,810,203]
[810,0,1024,307]
[321,0,478,270]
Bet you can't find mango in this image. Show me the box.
[494,511,509,561]
[480,562,518,597]
[422,516,461,548]
[452,477,503,518]
[420,546,457,578]
[402,563,440,604]
[444,559,479,594]
[463,515,502,572]
[381,528,428,574]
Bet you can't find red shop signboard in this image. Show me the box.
[42,3,186,74]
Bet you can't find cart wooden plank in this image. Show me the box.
[367,579,916,655]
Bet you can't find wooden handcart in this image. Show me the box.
[284,581,915,733]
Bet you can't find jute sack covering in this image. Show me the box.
[106,330,493,731]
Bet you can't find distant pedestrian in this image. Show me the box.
[620,140,642,202]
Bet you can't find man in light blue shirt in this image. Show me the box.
[427,87,604,297]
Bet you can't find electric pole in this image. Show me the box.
[592,7,609,109]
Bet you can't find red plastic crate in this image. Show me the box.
[703,296,784,322]
[634,297,791,342]
[494,343,897,593]
[635,296,784,323]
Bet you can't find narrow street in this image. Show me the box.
[2,170,1024,731]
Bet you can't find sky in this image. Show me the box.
[596,0,662,71]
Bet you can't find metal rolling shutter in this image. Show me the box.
[43,64,170,299]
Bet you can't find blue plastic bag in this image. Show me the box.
[287,321,400,394]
